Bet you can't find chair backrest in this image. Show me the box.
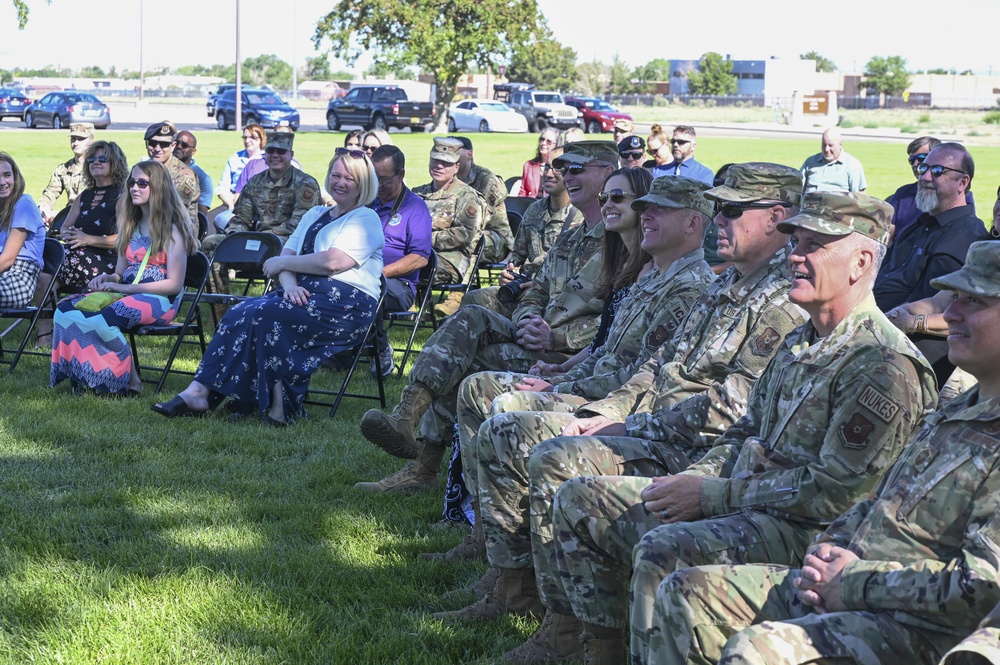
[505,196,535,218]
[196,211,209,240]
[504,176,522,195]
[183,251,211,290]
[41,237,67,275]
[47,206,72,237]
[506,210,522,239]
[209,231,284,268]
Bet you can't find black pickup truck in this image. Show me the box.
[326,85,435,132]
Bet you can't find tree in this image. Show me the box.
[864,55,911,103]
[365,61,416,80]
[607,53,633,95]
[685,52,737,96]
[79,65,105,78]
[242,54,293,90]
[303,55,332,81]
[313,0,538,129]
[632,58,671,93]
[508,21,577,91]
[575,59,608,97]
[800,51,837,73]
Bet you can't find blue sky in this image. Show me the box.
[2,0,997,77]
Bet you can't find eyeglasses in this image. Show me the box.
[597,189,635,205]
[717,201,791,219]
[265,147,288,155]
[916,163,966,178]
[146,140,172,150]
[86,155,108,164]
[619,151,644,161]
[175,140,193,150]
[907,152,928,165]
[669,138,692,146]
[335,147,366,159]
[539,138,557,145]
[126,177,150,189]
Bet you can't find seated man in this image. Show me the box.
[801,127,866,193]
[143,121,200,227]
[654,241,1000,665]
[453,136,514,265]
[173,130,213,215]
[37,122,93,225]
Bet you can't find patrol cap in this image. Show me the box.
[632,176,714,218]
[551,140,619,168]
[618,135,645,152]
[777,191,894,245]
[69,122,94,139]
[448,136,473,151]
[706,162,803,205]
[430,137,463,164]
[613,118,634,132]
[930,241,1000,297]
[144,121,177,142]
[265,131,294,151]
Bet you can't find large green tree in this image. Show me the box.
[575,59,608,97]
[685,52,737,96]
[242,54,293,90]
[632,57,671,93]
[800,51,837,73]
[508,22,577,91]
[313,0,538,128]
[864,55,911,103]
[607,53,633,95]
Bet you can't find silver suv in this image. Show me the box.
[507,89,579,132]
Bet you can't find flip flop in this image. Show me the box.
[150,395,207,418]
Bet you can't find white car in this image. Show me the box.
[447,99,529,133]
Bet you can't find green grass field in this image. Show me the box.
[0,126,995,663]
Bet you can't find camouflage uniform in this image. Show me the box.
[941,603,1000,665]
[654,386,1000,665]
[462,162,513,264]
[38,157,86,212]
[163,154,201,226]
[202,166,320,252]
[461,196,579,316]
[413,178,484,284]
[412,218,605,447]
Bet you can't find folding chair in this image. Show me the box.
[128,251,211,393]
[201,232,284,326]
[304,277,388,418]
[431,236,485,327]
[482,210,523,286]
[504,196,535,219]
[196,211,209,241]
[0,238,66,371]
[386,251,438,377]
[46,206,72,237]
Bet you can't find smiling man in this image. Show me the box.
[143,121,200,226]
[801,127,867,193]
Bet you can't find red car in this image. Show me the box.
[565,97,633,134]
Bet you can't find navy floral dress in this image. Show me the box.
[62,185,120,292]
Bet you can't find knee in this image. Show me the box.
[633,527,681,581]
[528,436,577,484]
[551,476,592,526]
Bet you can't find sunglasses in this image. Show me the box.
[669,138,691,146]
[126,177,150,189]
[335,147,366,159]
[146,140,172,149]
[556,163,605,176]
[86,155,108,164]
[717,201,791,219]
[619,151,644,161]
[647,146,664,156]
[265,147,288,155]
[916,163,966,178]
[362,144,379,152]
[175,140,193,150]
[539,138,557,145]
[907,152,928,165]
[597,189,635,205]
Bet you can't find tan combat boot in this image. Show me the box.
[581,623,627,665]
[433,292,463,319]
[442,566,501,603]
[423,500,485,562]
[431,566,543,623]
[502,610,585,663]
[359,382,433,459]
[353,443,445,493]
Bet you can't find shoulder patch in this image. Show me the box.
[648,325,670,348]
[750,327,781,357]
[302,189,315,202]
[466,205,479,218]
[857,385,900,424]
[840,413,875,449]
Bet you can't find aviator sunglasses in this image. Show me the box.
[716,200,791,219]
[598,188,635,205]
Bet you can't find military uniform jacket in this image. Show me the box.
[164,155,201,223]
[683,294,938,530]
[229,166,320,239]
[511,218,604,353]
[511,197,579,275]
[463,163,513,263]
[39,157,85,210]
[551,248,715,400]
[809,387,1000,649]
[413,178,484,280]
[581,245,806,452]
[942,600,1000,664]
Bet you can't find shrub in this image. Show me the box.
[899,125,918,134]
[840,119,856,128]
[984,111,1000,124]
[918,114,931,123]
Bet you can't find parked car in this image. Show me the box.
[448,99,528,133]
[206,84,237,117]
[215,88,299,131]
[326,85,435,132]
[0,88,31,121]
[565,97,633,134]
[496,83,578,132]
[24,92,110,129]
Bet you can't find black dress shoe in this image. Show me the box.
[150,395,207,418]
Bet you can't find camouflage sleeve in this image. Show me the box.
[283,176,320,235]
[227,188,253,234]
[432,193,482,252]
[38,166,66,210]
[179,175,200,220]
[941,603,1000,665]
[511,246,552,322]
[482,202,514,264]
[698,354,927,521]
[575,348,666,422]
[509,215,534,267]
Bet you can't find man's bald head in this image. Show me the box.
[821,127,843,163]
[173,130,198,164]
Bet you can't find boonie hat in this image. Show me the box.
[552,140,619,168]
[777,191,894,245]
[430,137,463,164]
[931,241,1000,297]
[632,176,714,218]
[706,162,803,205]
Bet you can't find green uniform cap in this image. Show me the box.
[931,240,1000,297]
[777,190,894,245]
[430,137,463,164]
[551,140,620,168]
[632,176,714,218]
[706,162,803,205]
[265,131,294,151]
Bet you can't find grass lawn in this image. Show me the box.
[0,125,996,663]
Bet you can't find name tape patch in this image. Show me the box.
[858,385,899,424]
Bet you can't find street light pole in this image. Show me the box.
[139,0,144,101]
[235,0,242,131]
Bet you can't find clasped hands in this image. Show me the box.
[793,543,858,613]
[515,314,554,352]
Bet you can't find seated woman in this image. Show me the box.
[0,152,46,308]
[518,128,559,199]
[214,123,266,232]
[321,130,365,206]
[50,160,199,396]
[153,148,385,425]
[360,129,392,158]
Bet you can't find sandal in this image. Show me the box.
[150,395,208,418]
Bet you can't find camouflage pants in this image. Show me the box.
[460,286,516,319]
[653,564,943,665]
[408,304,564,445]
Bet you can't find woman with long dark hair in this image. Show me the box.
[519,128,560,198]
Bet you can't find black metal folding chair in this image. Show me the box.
[201,232,284,327]
[0,238,66,371]
[386,252,438,377]
[431,236,485,327]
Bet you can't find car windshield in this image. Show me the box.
[590,100,616,111]
[534,94,562,104]
[247,92,284,105]
[479,102,510,112]
[65,94,101,104]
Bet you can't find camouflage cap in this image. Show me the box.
[144,121,177,142]
[614,118,634,132]
[265,131,294,151]
[430,137,463,164]
[69,122,94,139]
[632,176,714,218]
[706,162,803,205]
[930,241,1000,297]
[552,140,619,168]
[777,191,894,245]
[618,135,645,152]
